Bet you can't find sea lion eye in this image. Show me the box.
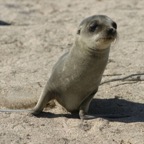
[112,22,117,29]
[89,22,98,32]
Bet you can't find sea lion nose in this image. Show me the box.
[107,28,116,35]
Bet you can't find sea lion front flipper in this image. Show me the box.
[79,90,97,120]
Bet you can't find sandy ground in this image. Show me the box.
[0,0,144,144]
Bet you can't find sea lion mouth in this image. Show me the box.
[90,35,117,51]
[88,46,110,52]
[99,30,117,41]
[96,36,116,42]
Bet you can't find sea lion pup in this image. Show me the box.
[0,15,118,119]
[31,15,118,119]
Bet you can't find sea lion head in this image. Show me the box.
[76,15,117,51]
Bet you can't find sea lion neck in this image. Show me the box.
[71,40,110,60]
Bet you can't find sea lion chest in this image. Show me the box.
[48,48,109,111]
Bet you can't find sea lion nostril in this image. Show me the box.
[107,28,116,35]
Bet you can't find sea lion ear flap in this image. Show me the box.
[77,29,81,35]
[77,26,82,35]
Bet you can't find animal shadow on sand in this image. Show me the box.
[37,98,144,123]
[0,20,11,26]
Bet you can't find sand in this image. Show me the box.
[0,0,144,144]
